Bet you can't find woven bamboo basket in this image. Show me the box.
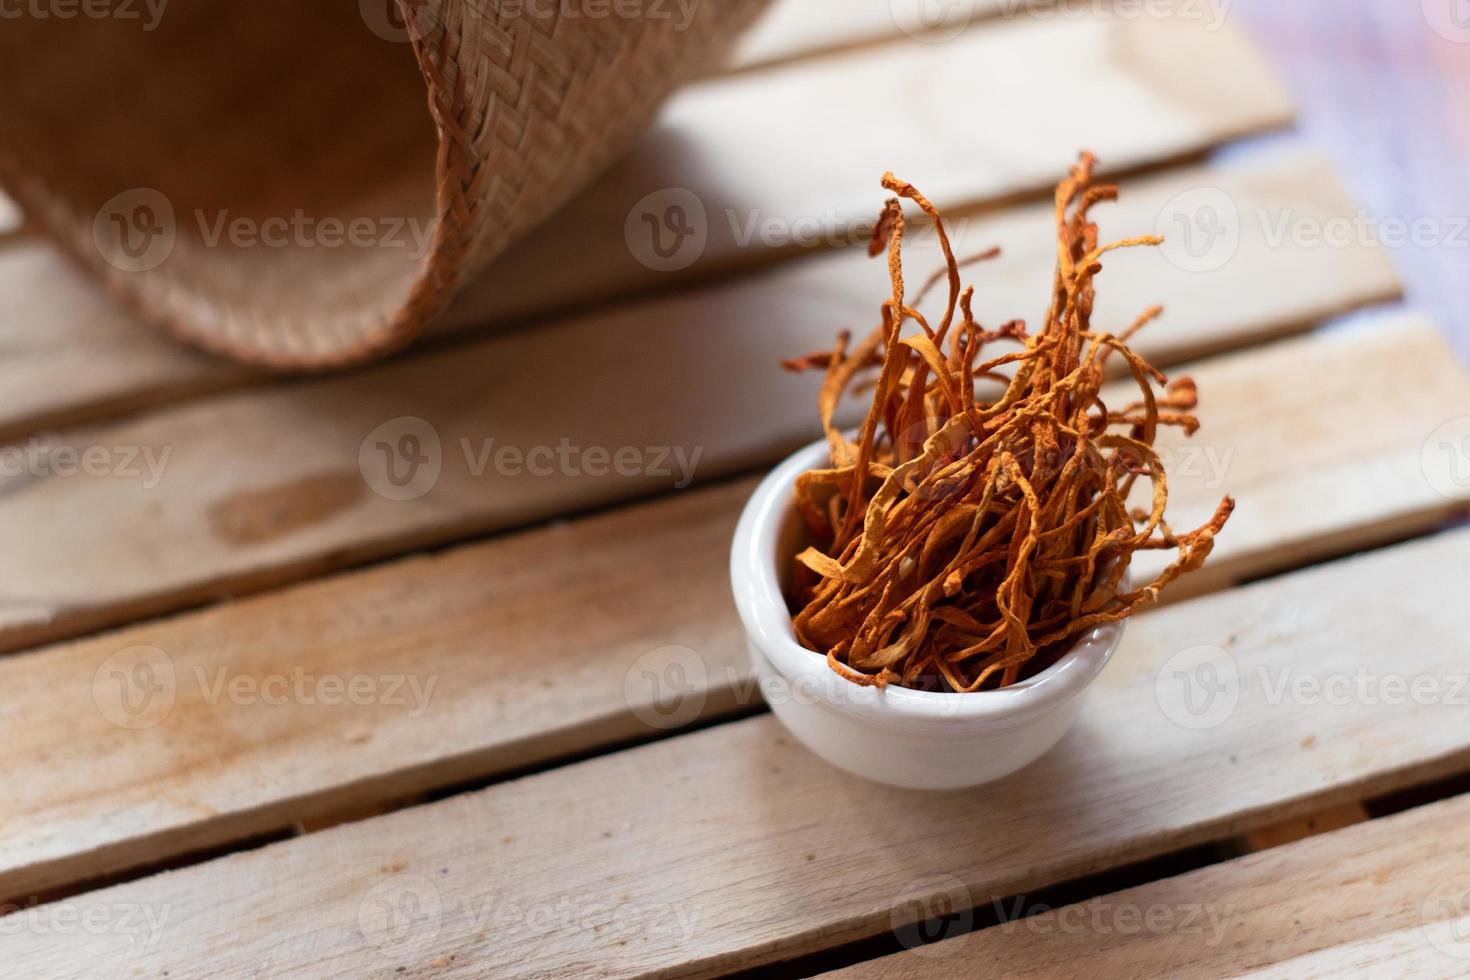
[0,0,772,369]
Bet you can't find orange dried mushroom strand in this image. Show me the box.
[783,154,1234,693]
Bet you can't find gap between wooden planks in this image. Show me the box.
[0,4,1292,443]
[0,155,1398,654]
[822,791,1470,978]
[1,313,1465,903]
[7,521,1470,977]
[440,6,1292,329]
[1122,315,1470,594]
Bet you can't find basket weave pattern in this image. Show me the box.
[0,0,772,369]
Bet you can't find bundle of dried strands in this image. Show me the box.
[782,154,1234,693]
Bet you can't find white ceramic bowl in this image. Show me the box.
[730,438,1125,790]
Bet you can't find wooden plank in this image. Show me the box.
[7,524,1470,977]
[965,152,1401,368]
[0,151,1389,443]
[442,7,1293,329]
[0,315,1460,902]
[1125,316,1470,596]
[0,158,1406,653]
[0,8,1293,442]
[731,0,1007,69]
[1246,929,1470,980]
[0,479,757,899]
[825,793,1470,978]
[0,238,249,444]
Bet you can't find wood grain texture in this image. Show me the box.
[0,238,249,443]
[0,479,757,900]
[1125,316,1470,595]
[0,151,1388,444]
[6,525,1469,977]
[0,159,1405,654]
[0,315,1462,904]
[825,792,1470,978]
[0,9,1294,445]
[442,6,1293,329]
[1,7,1462,980]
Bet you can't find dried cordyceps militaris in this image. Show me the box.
[783,154,1234,693]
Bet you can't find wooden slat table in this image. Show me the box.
[3,1,1469,977]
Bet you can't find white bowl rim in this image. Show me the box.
[731,437,1126,730]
